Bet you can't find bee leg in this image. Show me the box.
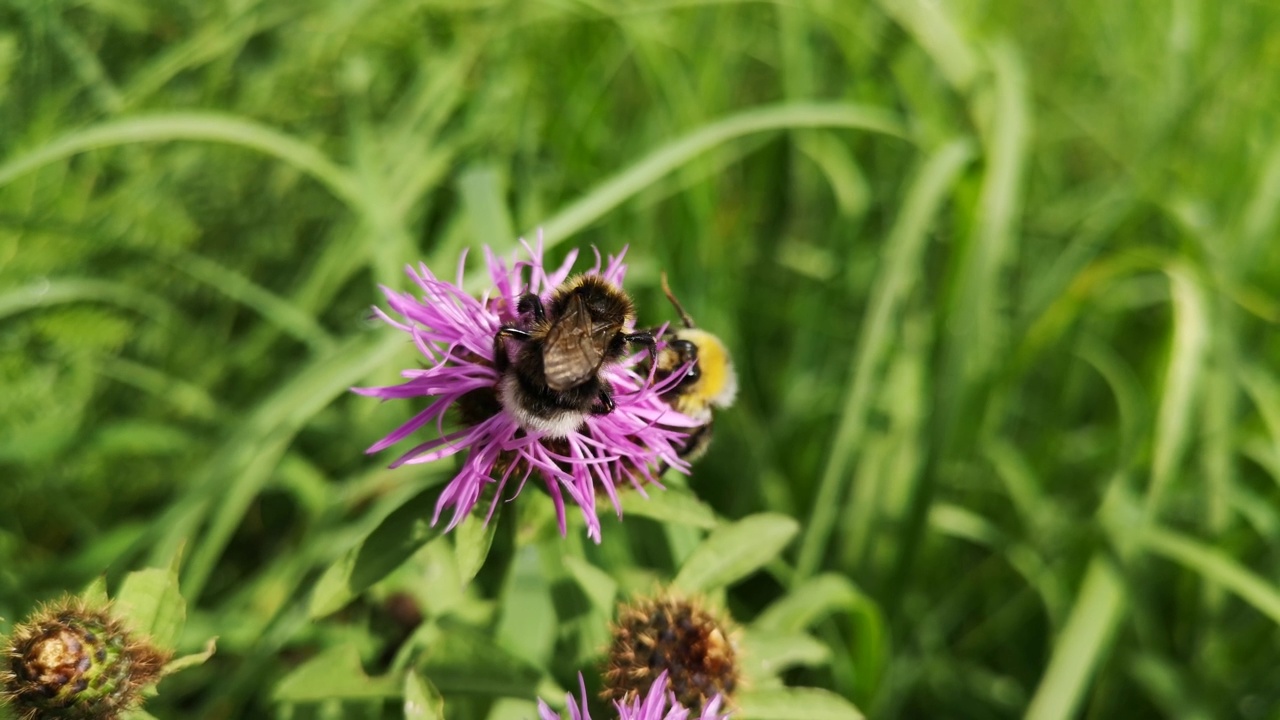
[623,330,657,360]
[516,293,546,322]
[624,330,655,346]
[493,326,533,372]
[591,381,616,415]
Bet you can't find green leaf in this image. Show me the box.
[620,486,719,529]
[274,644,398,702]
[562,555,618,614]
[741,630,831,680]
[162,637,217,676]
[752,574,887,704]
[673,513,799,593]
[485,700,545,720]
[454,505,501,586]
[310,486,445,618]
[495,544,556,666]
[80,576,109,607]
[114,567,185,649]
[419,621,543,699]
[403,671,445,720]
[736,687,865,720]
[756,574,863,632]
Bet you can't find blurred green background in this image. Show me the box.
[4,0,1280,718]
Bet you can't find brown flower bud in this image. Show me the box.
[603,594,740,711]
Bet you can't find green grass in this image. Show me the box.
[3,1,1280,718]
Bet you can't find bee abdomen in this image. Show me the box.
[498,364,602,438]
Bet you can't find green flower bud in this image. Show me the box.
[1,598,169,720]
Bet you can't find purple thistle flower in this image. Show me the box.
[354,233,700,542]
[538,671,729,720]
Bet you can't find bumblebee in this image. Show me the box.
[649,273,737,461]
[494,274,654,437]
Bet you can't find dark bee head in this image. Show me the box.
[656,338,702,393]
[644,272,736,430]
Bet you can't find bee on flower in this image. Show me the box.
[354,234,701,542]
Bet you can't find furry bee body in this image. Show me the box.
[648,274,738,461]
[494,274,653,437]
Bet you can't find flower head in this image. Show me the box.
[1,598,170,720]
[355,234,699,542]
[538,671,729,720]
[604,594,739,711]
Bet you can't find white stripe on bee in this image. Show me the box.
[498,374,588,438]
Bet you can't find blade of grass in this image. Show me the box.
[0,277,178,326]
[157,331,407,600]
[887,40,1030,607]
[943,39,1029,393]
[1239,139,1280,265]
[1023,556,1126,720]
[875,0,981,92]
[123,5,293,107]
[460,164,517,248]
[1145,262,1209,516]
[777,2,825,231]
[1141,525,1280,624]
[983,437,1050,532]
[95,356,223,421]
[1240,363,1280,456]
[1199,309,1237,547]
[842,312,929,575]
[1073,336,1150,470]
[535,102,910,249]
[164,250,336,353]
[795,138,975,581]
[0,113,367,216]
[928,503,1067,629]
[21,3,123,114]
[347,118,418,289]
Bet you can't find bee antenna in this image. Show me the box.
[660,271,696,329]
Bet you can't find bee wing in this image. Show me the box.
[543,294,608,391]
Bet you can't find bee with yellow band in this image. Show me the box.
[648,273,738,461]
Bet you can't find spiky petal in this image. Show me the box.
[538,671,729,720]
